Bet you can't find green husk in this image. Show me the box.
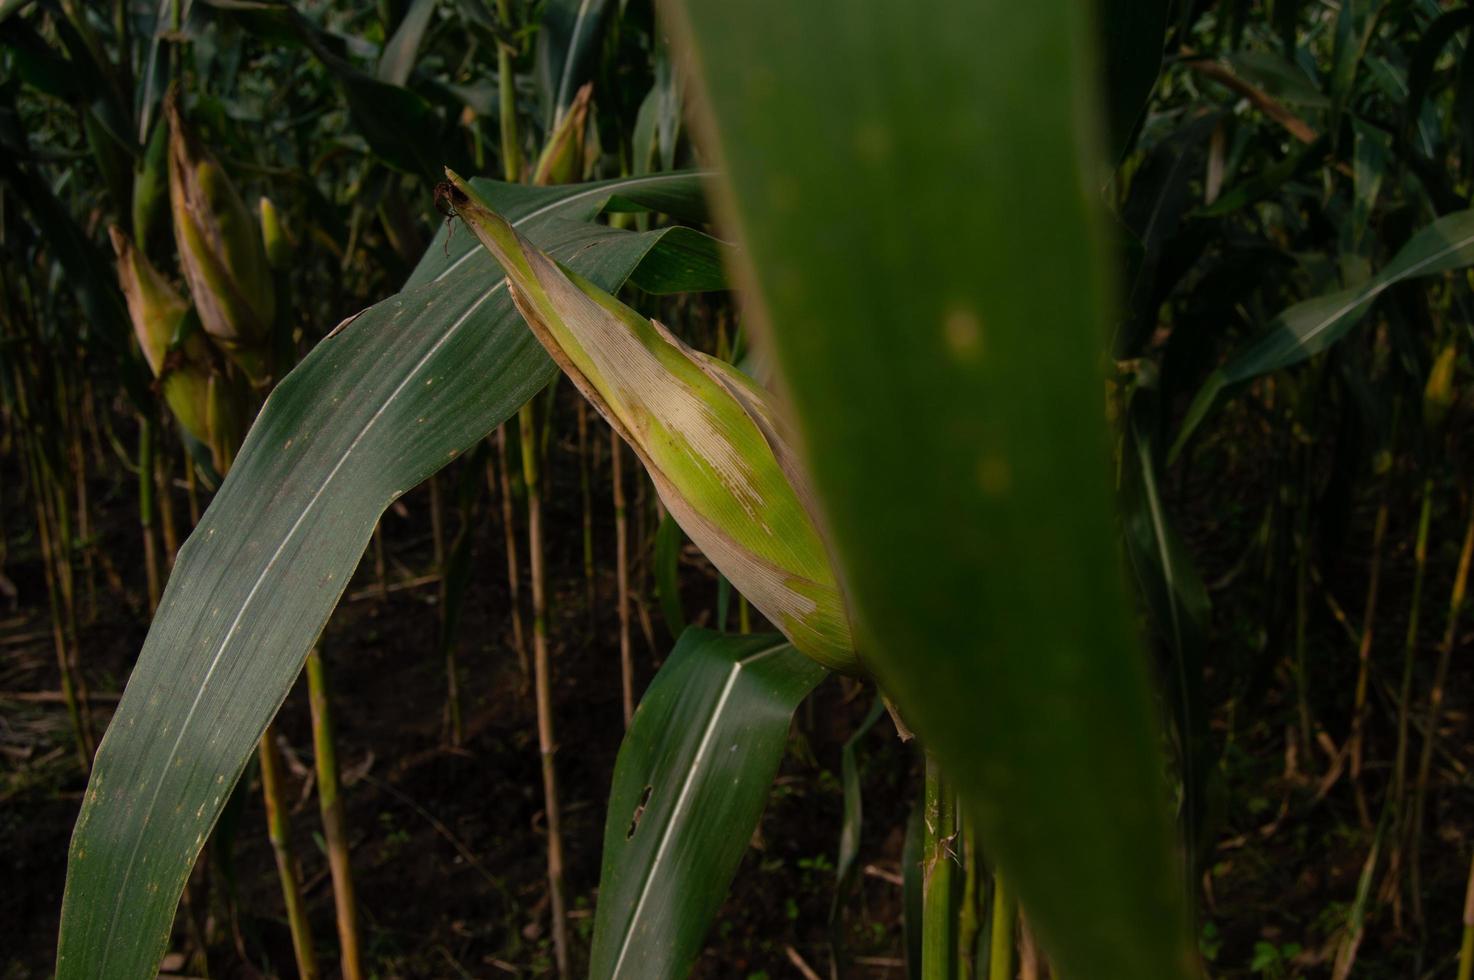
[110,225,249,473]
[167,89,275,386]
[447,171,858,673]
[259,196,292,272]
[531,82,592,186]
[1425,342,1458,430]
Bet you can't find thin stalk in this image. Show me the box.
[429,473,461,744]
[30,448,92,770]
[372,521,389,600]
[156,434,180,568]
[1394,479,1435,805]
[258,723,319,980]
[494,0,521,184]
[1409,493,1474,922]
[958,815,979,979]
[495,425,530,679]
[71,418,95,623]
[522,402,569,977]
[1292,439,1315,764]
[306,648,363,980]
[988,871,1013,980]
[183,453,200,526]
[578,399,595,626]
[612,429,634,726]
[1349,488,1390,826]
[922,752,958,980]
[139,416,162,612]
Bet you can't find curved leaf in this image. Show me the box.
[535,0,613,127]
[1171,207,1474,461]
[378,0,439,87]
[588,629,826,980]
[56,173,712,980]
[667,1,1195,977]
[1100,0,1171,161]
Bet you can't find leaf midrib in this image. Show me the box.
[606,640,790,979]
[93,169,717,973]
[95,281,504,973]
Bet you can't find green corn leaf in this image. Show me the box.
[407,172,717,289]
[1123,385,1213,869]
[447,173,858,672]
[377,0,439,86]
[56,174,714,980]
[832,696,887,933]
[535,0,613,128]
[653,512,687,639]
[1100,0,1171,161]
[667,1,1195,977]
[588,629,827,980]
[1171,208,1474,461]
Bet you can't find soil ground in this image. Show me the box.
[4,391,1474,979]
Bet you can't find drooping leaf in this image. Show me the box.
[902,799,924,980]
[632,37,681,175]
[1099,0,1171,162]
[1115,112,1219,358]
[56,174,714,980]
[378,0,439,87]
[1171,208,1474,460]
[534,0,613,128]
[832,695,887,939]
[1122,385,1213,870]
[1222,50,1330,109]
[667,2,1194,978]
[588,629,827,980]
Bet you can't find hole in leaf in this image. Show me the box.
[626,785,654,840]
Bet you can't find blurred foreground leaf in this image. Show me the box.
[667,1,1196,977]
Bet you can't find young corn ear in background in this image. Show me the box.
[167,90,276,387]
[531,82,593,186]
[446,173,858,674]
[109,225,246,473]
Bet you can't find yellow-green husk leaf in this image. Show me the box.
[259,196,291,272]
[447,172,857,672]
[1425,342,1458,431]
[110,224,249,473]
[167,91,275,385]
[531,82,593,187]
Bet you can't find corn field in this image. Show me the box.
[5,1,1474,977]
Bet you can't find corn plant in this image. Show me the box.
[48,3,1206,979]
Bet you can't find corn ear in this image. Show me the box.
[1425,342,1458,431]
[110,224,248,474]
[259,196,291,272]
[167,89,275,386]
[110,224,188,378]
[531,83,593,187]
[446,172,858,673]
